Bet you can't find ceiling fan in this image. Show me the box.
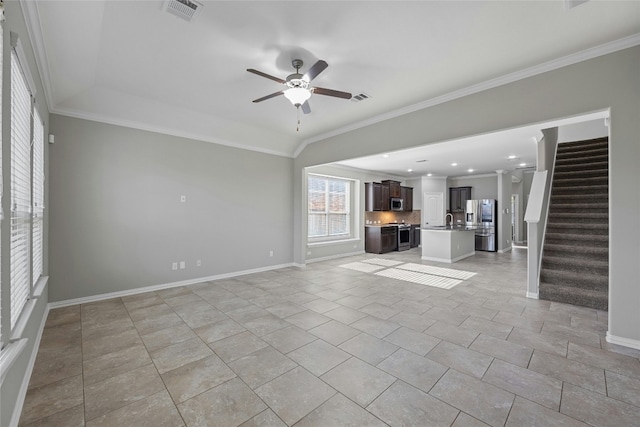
[247,59,352,114]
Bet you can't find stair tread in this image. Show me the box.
[550,205,608,211]
[539,284,608,311]
[552,185,608,193]
[543,243,608,254]
[555,161,609,169]
[548,212,608,218]
[542,255,608,268]
[540,267,608,280]
[547,222,608,229]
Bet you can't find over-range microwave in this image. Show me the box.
[391,198,404,211]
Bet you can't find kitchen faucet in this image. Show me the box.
[445,213,454,226]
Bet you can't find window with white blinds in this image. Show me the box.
[32,108,44,284]
[308,174,351,240]
[10,51,32,329]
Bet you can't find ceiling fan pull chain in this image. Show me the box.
[297,106,301,132]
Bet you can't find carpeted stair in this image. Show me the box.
[539,137,609,311]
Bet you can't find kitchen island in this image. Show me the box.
[422,226,476,263]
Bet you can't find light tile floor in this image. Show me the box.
[19,248,640,426]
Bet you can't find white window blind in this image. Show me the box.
[308,175,350,239]
[10,51,32,329]
[32,107,44,284]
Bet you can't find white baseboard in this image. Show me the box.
[498,246,512,253]
[421,251,475,264]
[9,305,50,427]
[606,333,640,350]
[305,250,365,264]
[48,263,294,309]
[526,291,539,299]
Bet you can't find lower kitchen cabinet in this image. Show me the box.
[365,226,397,254]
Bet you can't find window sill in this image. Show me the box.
[10,276,48,341]
[0,338,28,386]
[308,237,360,247]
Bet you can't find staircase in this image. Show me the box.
[539,137,609,311]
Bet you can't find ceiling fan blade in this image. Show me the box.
[302,60,328,82]
[301,101,311,114]
[247,68,286,84]
[252,91,284,103]
[313,87,352,100]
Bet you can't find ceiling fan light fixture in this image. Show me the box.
[284,87,311,106]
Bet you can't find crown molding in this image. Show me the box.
[19,0,639,160]
[51,106,294,158]
[295,33,640,158]
[20,0,53,112]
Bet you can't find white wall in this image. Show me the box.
[559,118,608,143]
[294,46,640,346]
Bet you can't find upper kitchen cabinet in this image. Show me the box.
[449,186,472,212]
[401,186,413,212]
[382,180,401,198]
[365,182,390,211]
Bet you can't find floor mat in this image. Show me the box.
[375,268,462,289]
[396,263,476,280]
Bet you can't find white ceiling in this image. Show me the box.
[25,1,639,160]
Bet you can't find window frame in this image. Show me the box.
[307,174,354,243]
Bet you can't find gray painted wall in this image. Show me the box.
[48,115,293,302]
[294,46,640,345]
[448,175,497,200]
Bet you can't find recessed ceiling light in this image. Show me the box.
[407,168,413,172]
[382,154,389,158]
[451,162,458,166]
[468,169,474,173]
[519,162,526,167]
[508,155,517,159]
[427,173,432,177]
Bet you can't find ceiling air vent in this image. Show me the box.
[351,92,372,103]
[163,0,203,22]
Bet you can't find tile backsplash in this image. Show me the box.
[365,210,421,225]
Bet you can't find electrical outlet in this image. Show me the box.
[171,262,178,271]
[179,261,186,269]
[180,195,186,203]
[269,250,274,257]
[196,259,201,267]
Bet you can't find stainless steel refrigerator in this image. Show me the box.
[465,199,497,252]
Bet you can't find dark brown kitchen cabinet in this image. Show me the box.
[401,186,413,212]
[365,182,390,211]
[382,180,401,198]
[365,226,397,254]
[449,186,472,212]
